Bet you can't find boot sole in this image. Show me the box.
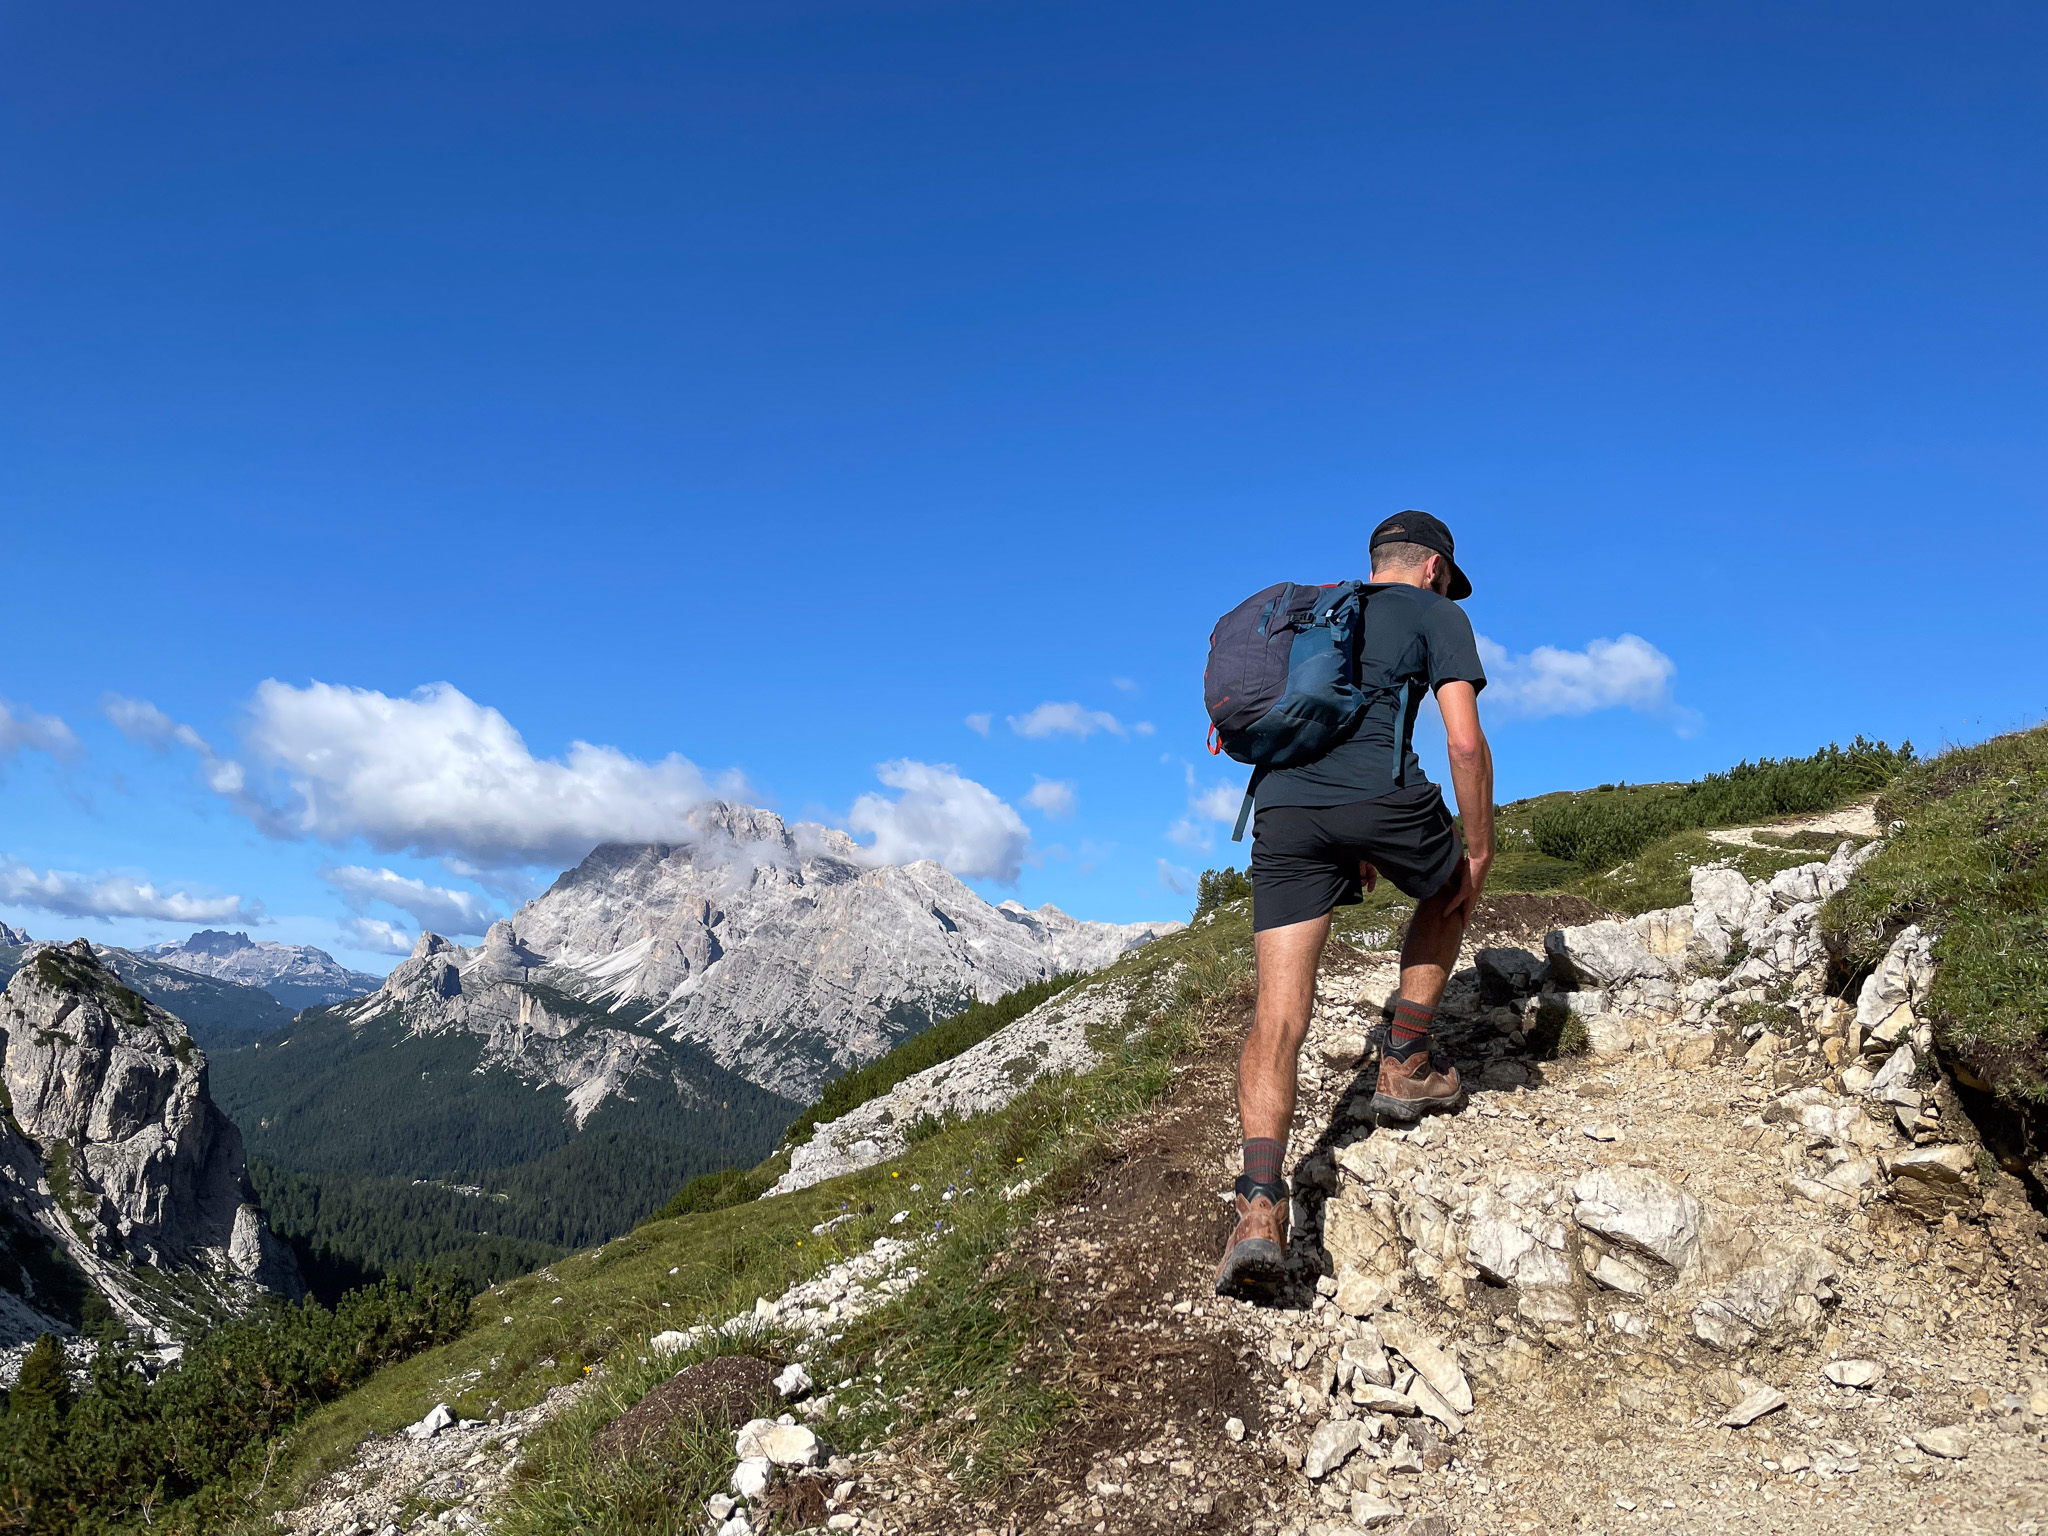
[1214,1238,1288,1299]
[1369,1087,1467,1124]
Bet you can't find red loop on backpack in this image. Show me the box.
[1206,723,1221,755]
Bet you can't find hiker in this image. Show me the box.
[1208,511,1494,1299]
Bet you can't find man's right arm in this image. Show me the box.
[1435,680,1493,922]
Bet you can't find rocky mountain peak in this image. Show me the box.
[350,806,1182,1112]
[180,929,256,956]
[0,922,29,947]
[141,928,383,1010]
[0,941,301,1344]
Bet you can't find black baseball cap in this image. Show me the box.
[1369,509,1472,600]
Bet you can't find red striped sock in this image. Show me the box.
[1241,1137,1285,1188]
[1389,996,1437,1060]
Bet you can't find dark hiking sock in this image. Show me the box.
[1388,996,1437,1061]
[1241,1137,1285,1189]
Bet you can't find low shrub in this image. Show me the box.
[1530,737,1912,871]
[0,1266,472,1534]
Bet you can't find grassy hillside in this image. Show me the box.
[1823,723,2048,1106]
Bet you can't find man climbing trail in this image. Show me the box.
[1210,510,1495,1300]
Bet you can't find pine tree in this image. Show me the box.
[12,1333,71,1417]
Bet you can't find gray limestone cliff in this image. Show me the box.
[0,941,302,1346]
[343,802,1179,1113]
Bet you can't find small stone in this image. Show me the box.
[1353,1383,1418,1415]
[734,1418,778,1458]
[1304,1418,1365,1479]
[405,1403,455,1441]
[1320,1032,1369,1066]
[1333,1269,1396,1319]
[827,1517,859,1532]
[1722,1387,1787,1427]
[1822,1360,1884,1389]
[649,1330,689,1355]
[730,1457,772,1498]
[1349,1492,1402,1528]
[1224,1416,1246,1442]
[1582,1122,1621,1142]
[1386,1433,1424,1474]
[774,1363,813,1398]
[1914,1426,1969,1460]
[706,1495,735,1519]
[1375,1315,1473,1414]
[717,1518,751,1536]
[756,1423,820,1467]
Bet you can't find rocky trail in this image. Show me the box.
[273,809,2048,1536]
[844,825,2048,1536]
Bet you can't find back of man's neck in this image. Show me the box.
[1369,570,1430,590]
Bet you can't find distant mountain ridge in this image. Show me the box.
[367,801,1181,1107]
[1,934,294,1051]
[141,929,383,1010]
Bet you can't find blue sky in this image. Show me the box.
[2,1,2042,970]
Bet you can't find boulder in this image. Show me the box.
[1630,906,1696,961]
[1476,947,1546,1004]
[1571,1167,1701,1270]
[1690,867,1753,932]
[1823,1359,1884,1389]
[1689,1241,1836,1349]
[1854,926,1935,1034]
[1545,922,1667,990]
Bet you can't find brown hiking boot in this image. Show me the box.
[1369,1043,1466,1123]
[1214,1178,1290,1299]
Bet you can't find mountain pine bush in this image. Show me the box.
[1529,737,1912,871]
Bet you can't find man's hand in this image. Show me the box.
[1443,849,1491,926]
[1358,860,1379,894]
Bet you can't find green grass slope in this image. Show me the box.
[1822,723,2048,1106]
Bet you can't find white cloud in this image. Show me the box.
[964,712,992,737]
[324,865,497,937]
[0,857,256,922]
[1023,777,1078,820]
[103,693,279,824]
[133,681,745,870]
[1475,634,1691,725]
[1133,721,1156,737]
[1166,778,1247,852]
[1110,677,1139,695]
[1007,702,1128,741]
[339,916,415,955]
[846,760,1032,883]
[1157,858,1195,895]
[0,702,80,761]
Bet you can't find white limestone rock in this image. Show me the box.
[1571,1167,1702,1271]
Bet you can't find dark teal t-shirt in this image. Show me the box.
[1255,583,1488,809]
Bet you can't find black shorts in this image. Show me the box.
[1249,786,1465,932]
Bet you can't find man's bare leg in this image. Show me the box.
[1371,869,1475,1122]
[1216,913,1329,1298]
[1395,865,1472,1010]
[1238,914,1332,1144]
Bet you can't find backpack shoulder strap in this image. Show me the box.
[1231,765,1267,842]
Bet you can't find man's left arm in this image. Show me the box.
[1435,680,1493,924]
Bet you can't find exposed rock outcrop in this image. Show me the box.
[0,941,302,1347]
